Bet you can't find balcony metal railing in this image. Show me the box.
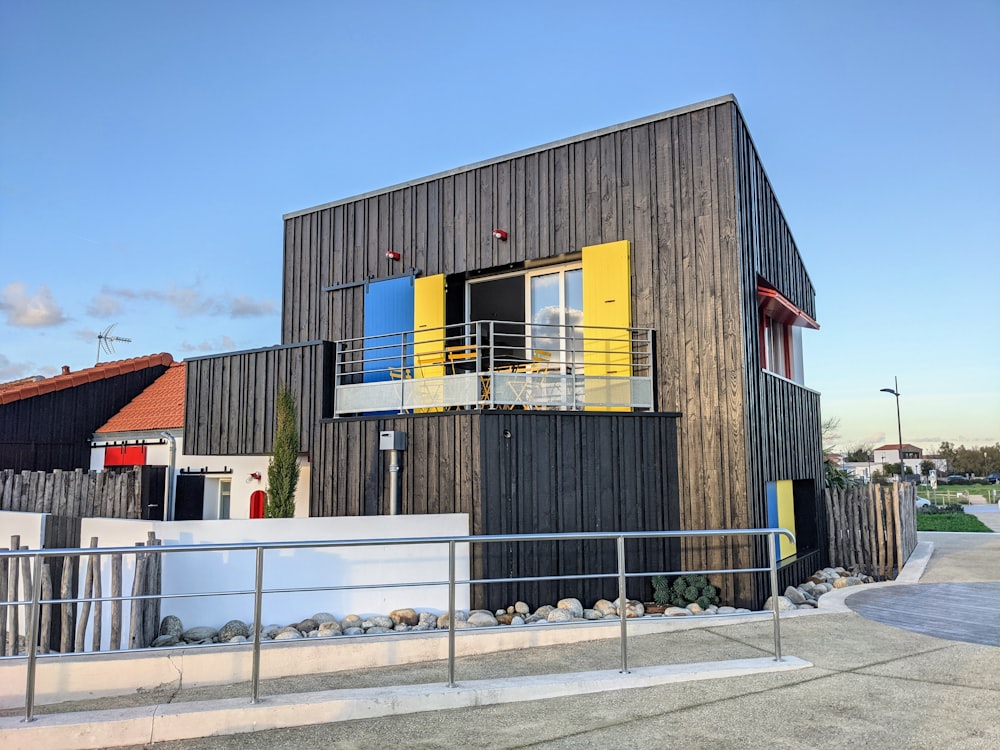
[333,320,655,416]
[1,527,794,722]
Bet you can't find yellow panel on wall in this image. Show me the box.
[776,479,798,559]
[413,274,446,378]
[582,240,631,411]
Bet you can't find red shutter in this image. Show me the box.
[104,445,147,467]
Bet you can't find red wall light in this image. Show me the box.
[492,229,508,241]
[385,250,401,261]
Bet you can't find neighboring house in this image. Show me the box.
[185,94,824,608]
[0,354,173,472]
[873,443,928,477]
[91,362,309,520]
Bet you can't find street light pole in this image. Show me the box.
[880,377,904,483]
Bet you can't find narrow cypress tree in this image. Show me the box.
[265,386,300,518]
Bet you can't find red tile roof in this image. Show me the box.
[0,353,174,406]
[97,362,186,433]
[874,443,922,452]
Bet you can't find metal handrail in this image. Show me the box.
[1,526,794,721]
[333,319,655,414]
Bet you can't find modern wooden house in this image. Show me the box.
[185,95,824,608]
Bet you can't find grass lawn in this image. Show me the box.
[916,483,1000,503]
[917,512,993,532]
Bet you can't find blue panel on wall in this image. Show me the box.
[363,277,415,383]
[765,481,779,558]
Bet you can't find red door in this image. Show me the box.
[250,490,266,519]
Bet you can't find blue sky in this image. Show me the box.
[1,1,998,451]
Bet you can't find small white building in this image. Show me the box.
[90,362,309,520]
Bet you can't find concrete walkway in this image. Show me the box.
[2,531,998,749]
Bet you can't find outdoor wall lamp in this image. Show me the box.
[385,250,401,261]
[249,472,262,482]
[492,229,508,241]
[880,377,905,481]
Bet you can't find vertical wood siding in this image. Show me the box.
[0,367,170,472]
[314,412,680,610]
[183,342,332,456]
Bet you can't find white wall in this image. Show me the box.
[77,514,470,651]
[0,511,46,550]
[90,430,311,519]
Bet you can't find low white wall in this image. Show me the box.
[0,511,46,550]
[78,514,470,650]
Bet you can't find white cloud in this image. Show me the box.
[0,282,68,327]
[0,353,35,381]
[86,294,123,317]
[180,335,237,353]
[230,296,276,317]
[99,286,276,319]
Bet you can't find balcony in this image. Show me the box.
[333,321,654,416]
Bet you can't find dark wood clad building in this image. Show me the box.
[186,95,824,608]
[1,354,174,472]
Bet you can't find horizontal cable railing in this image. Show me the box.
[1,527,793,722]
[333,320,655,415]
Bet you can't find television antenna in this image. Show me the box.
[96,324,132,364]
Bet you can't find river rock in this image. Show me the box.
[686,602,704,615]
[496,613,514,625]
[547,608,573,623]
[557,598,584,618]
[274,630,303,640]
[159,615,183,637]
[310,612,337,624]
[181,626,218,643]
[763,595,795,611]
[665,606,690,616]
[296,618,318,632]
[343,627,364,635]
[362,615,393,629]
[390,608,419,627]
[717,606,737,615]
[583,608,603,620]
[152,634,180,647]
[784,586,807,605]
[534,605,555,618]
[467,611,499,627]
[511,615,525,625]
[218,619,250,641]
[340,614,363,630]
[593,599,617,616]
[366,626,392,634]
[514,601,530,615]
[417,612,438,630]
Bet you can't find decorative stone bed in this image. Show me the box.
[152,566,874,648]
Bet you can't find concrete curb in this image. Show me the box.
[0,656,811,750]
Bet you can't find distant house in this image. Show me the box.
[0,354,173,472]
[185,95,824,608]
[91,362,309,520]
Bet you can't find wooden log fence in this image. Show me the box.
[0,467,163,520]
[825,483,918,580]
[1,532,161,655]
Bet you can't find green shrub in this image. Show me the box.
[652,574,721,608]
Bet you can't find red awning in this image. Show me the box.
[757,286,819,329]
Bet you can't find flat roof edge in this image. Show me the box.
[284,94,737,220]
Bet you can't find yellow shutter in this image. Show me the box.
[582,240,631,411]
[776,480,798,558]
[413,274,446,378]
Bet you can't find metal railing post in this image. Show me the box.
[447,540,456,687]
[617,535,629,674]
[250,546,264,703]
[23,552,43,723]
[768,533,783,661]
